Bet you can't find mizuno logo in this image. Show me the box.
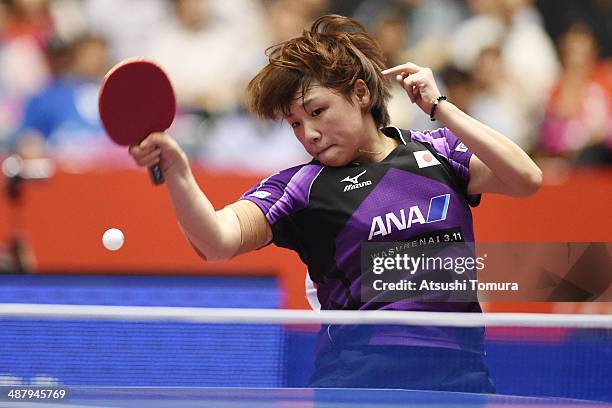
[368,194,451,240]
[342,170,367,184]
[341,170,372,192]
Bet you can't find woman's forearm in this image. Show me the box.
[164,165,229,259]
[128,132,239,260]
[435,101,542,193]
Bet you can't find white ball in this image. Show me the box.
[102,228,124,251]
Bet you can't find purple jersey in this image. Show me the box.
[241,126,483,353]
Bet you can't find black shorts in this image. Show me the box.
[309,345,496,393]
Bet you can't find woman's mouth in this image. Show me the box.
[316,145,333,157]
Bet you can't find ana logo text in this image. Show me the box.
[368,194,451,240]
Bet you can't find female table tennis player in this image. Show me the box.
[129,15,542,392]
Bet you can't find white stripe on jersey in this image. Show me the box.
[305,271,321,311]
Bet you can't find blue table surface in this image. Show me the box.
[1,387,608,408]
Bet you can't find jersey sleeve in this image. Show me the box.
[239,163,324,249]
[411,127,481,206]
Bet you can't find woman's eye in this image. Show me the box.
[291,122,300,129]
[312,108,324,117]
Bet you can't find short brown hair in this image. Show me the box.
[246,14,391,127]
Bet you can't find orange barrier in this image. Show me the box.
[1,166,611,310]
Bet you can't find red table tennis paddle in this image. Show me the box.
[99,58,176,185]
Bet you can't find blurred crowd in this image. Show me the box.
[0,0,610,176]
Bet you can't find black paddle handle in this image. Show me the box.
[148,163,165,185]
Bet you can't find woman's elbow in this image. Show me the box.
[185,235,235,262]
[513,167,543,197]
[194,242,237,261]
[203,248,235,262]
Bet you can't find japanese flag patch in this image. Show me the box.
[413,150,441,168]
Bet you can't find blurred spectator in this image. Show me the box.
[374,15,406,68]
[365,6,463,130]
[13,34,126,168]
[198,115,310,176]
[450,0,558,150]
[264,0,329,42]
[469,46,532,150]
[5,0,53,44]
[449,0,505,72]
[146,0,267,115]
[0,0,608,173]
[0,0,51,100]
[0,0,52,150]
[351,0,410,32]
[0,1,7,35]
[538,24,612,164]
[370,14,420,129]
[452,0,560,110]
[195,0,317,174]
[352,0,468,70]
[248,0,332,72]
[82,0,167,62]
[536,0,612,58]
[403,0,469,70]
[48,0,90,43]
[496,0,560,113]
[441,67,475,114]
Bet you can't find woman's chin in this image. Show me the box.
[317,148,350,167]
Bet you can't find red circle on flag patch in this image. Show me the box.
[424,153,433,162]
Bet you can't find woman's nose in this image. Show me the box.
[304,123,321,144]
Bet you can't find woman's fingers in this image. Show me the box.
[129,147,160,167]
[382,62,421,77]
[137,148,161,167]
[129,134,165,167]
[385,63,442,114]
[394,73,415,102]
[402,72,429,102]
[139,132,166,150]
[402,77,417,103]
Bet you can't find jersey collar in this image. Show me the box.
[381,126,409,145]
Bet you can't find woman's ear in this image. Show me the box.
[353,79,371,107]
